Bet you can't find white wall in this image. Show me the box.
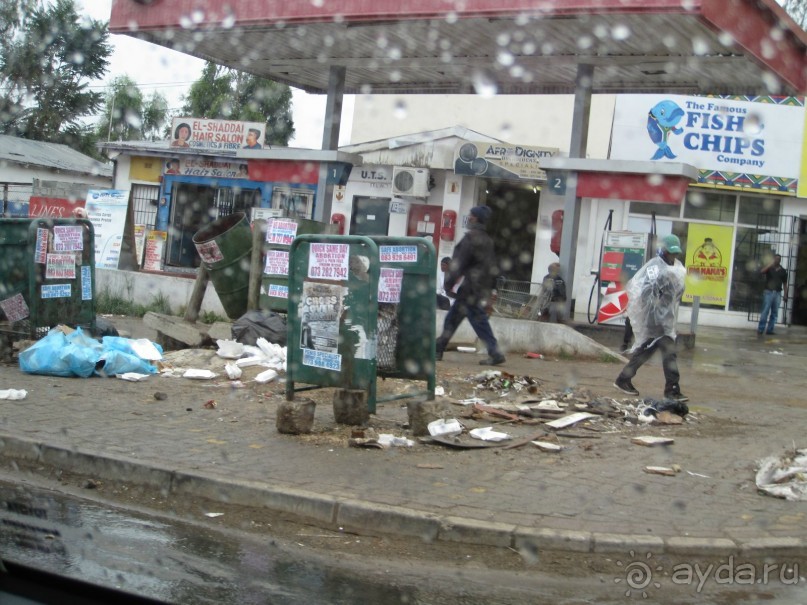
[350,94,617,158]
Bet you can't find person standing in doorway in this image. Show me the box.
[757,253,788,335]
[614,234,688,402]
[436,256,455,310]
[435,206,506,366]
[541,262,567,323]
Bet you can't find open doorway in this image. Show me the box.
[478,179,540,282]
[791,217,807,326]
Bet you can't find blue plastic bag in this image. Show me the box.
[97,350,157,376]
[20,327,101,378]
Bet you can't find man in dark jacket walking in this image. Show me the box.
[435,205,506,366]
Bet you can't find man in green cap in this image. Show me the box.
[614,233,688,402]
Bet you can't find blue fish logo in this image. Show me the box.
[647,100,684,160]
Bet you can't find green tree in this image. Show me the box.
[97,75,169,143]
[0,0,111,152]
[181,62,294,146]
[780,0,807,28]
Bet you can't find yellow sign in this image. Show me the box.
[683,223,734,306]
[798,114,807,198]
[129,156,162,182]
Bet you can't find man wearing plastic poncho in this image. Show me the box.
[613,234,689,402]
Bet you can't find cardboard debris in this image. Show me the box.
[632,436,675,447]
[545,412,597,429]
[656,411,684,425]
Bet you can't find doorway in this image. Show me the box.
[351,197,390,236]
[479,180,540,282]
[167,183,260,268]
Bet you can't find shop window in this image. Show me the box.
[728,226,761,313]
[683,191,735,222]
[272,188,313,219]
[131,183,159,229]
[737,195,781,225]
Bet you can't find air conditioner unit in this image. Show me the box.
[392,167,430,197]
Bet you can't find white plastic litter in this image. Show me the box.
[117,373,150,382]
[255,369,278,384]
[0,389,27,400]
[756,448,807,501]
[457,397,488,406]
[434,386,445,397]
[469,426,512,442]
[225,363,242,380]
[183,369,217,380]
[377,434,415,447]
[457,346,476,353]
[216,339,245,359]
[129,338,163,361]
[427,418,462,437]
[535,400,566,411]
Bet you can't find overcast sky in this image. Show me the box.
[77,1,354,149]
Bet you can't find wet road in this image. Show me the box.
[3,475,807,605]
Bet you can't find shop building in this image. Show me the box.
[345,95,807,329]
[99,118,358,274]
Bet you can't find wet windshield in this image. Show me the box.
[1,1,807,604]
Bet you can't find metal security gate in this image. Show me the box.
[746,214,798,325]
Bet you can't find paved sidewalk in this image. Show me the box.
[1,320,806,557]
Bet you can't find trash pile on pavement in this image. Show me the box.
[449,369,692,428]
[756,447,807,501]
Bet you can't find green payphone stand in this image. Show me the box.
[285,234,436,413]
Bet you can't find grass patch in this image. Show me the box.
[96,286,173,317]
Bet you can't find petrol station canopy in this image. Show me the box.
[110,0,807,96]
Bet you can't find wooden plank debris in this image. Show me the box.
[632,436,675,447]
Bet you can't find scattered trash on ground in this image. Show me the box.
[756,447,807,501]
[632,436,675,447]
[644,466,680,476]
[469,426,512,442]
[0,389,26,400]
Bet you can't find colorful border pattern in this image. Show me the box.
[696,95,804,194]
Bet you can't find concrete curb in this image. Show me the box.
[2,433,802,558]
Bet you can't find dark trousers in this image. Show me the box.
[436,299,501,357]
[617,335,680,391]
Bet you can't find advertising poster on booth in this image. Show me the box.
[597,231,648,325]
[300,282,346,372]
[84,189,129,270]
[683,224,734,306]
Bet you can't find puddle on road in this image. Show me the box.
[0,480,414,604]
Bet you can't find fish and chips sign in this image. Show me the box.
[170,117,266,152]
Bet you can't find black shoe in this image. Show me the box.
[766,331,776,335]
[614,377,640,396]
[435,351,443,361]
[664,389,690,403]
[479,354,506,366]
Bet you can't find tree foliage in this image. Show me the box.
[97,75,169,143]
[779,0,807,28]
[181,62,295,146]
[0,0,111,153]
